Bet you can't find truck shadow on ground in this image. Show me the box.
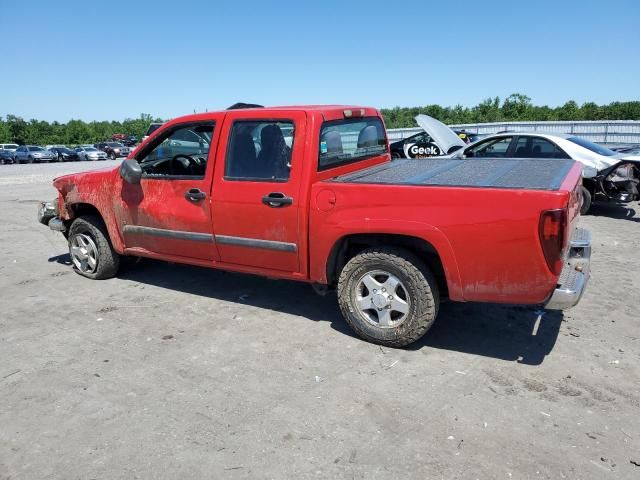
[590,202,639,221]
[49,254,562,365]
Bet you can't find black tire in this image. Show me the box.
[580,186,592,215]
[337,247,439,347]
[27,156,34,164]
[109,152,116,160]
[391,152,402,160]
[68,215,120,280]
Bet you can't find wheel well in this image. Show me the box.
[67,203,103,223]
[582,178,596,195]
[326,234,449,298]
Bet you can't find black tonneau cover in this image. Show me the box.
[332,158,575,191]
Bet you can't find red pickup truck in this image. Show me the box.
[38,105,591,347]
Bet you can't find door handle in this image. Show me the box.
[262,192,293,208]
[185,188,206,202]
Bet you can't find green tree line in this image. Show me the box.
[0,113,164,146]
[1,94,640,145]
[381,94,640,129]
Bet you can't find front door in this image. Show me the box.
[114,118,222,261]
[211,110,305,273]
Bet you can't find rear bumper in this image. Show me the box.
[545,228,591,310]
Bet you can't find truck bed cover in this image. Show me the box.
[332,158,575,190]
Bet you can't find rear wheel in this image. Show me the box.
[337,247,439,347]
[580,186,592,215]
[27,156,34,164]
[68,215,120,279]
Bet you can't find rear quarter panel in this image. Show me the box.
[309,180,575,304]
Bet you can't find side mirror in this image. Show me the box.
[119,159,142,184]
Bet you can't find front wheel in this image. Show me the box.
[68,215,120,279]
[109,152,116,160]
[337,247,439,347]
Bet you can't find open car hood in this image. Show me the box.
[415,114,466,155]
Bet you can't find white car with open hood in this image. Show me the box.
[413,115,640,214]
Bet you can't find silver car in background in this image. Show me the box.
[13,146,56,163]
[74,146,108,161]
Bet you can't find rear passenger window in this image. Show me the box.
[318,117,387,171]
[225,121,294,181]
[514,137,571,159]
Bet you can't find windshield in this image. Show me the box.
[108,143,123,147]
[28,146,44,151]
[3,144,18,150]
[60,148,73,154]
[85,147,98,152]
[567,136,616,157]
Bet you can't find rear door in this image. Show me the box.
[211,110,306,273]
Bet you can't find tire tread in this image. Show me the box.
[337,247,439,347]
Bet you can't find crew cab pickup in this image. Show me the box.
[38,105,591,347]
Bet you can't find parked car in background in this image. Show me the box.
[95,142,130,160]
[613,145,640,155]
[123,135,138,147]
[0,143,19,151]
[142,122,163,142]
[454,130,485,144]
[0,144,19,164]
[415,115,640,214]
[390,131,444,159]
[74,146,108,161]
[49,147,80,162]
[0,148,16,164]
[14,146,56,164]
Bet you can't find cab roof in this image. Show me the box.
[163,105,381,124]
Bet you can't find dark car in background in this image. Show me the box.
[123,135,138,147]
[49,147,80,162]
[142,122,163,142]
[0,144,19,164]
[94,142,130,160]
[0,149,16,164]
[390,131,444,159]
[13,146,55,164]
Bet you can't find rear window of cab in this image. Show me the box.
[318,117,387,171]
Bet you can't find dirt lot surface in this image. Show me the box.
[1,161,639,479]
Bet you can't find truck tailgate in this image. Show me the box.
[332,158,576,191]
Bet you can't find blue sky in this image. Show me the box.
[2,0,639,122]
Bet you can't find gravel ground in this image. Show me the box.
[0,161,639,479]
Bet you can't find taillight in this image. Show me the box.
[539,209,566,276]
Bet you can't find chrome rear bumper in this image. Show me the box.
[545,228,591,310]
